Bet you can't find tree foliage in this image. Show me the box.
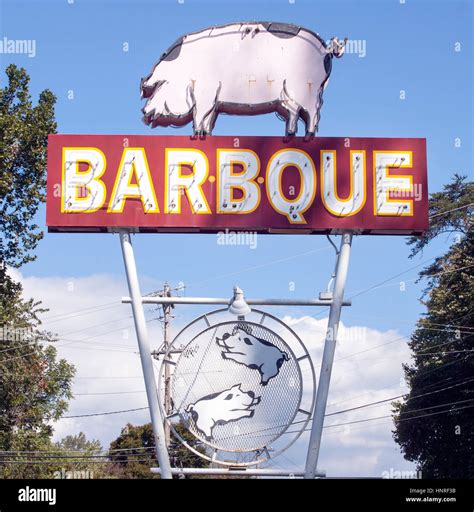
[393,175,474,478]
[407,174,472,257]
[0,65,75,478]
[1,64,57,267]
[108,422,208,479]
[55,432,102,453]
[0,286,75,478]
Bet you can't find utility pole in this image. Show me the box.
[162,283,172,449]
[151,282,181,449]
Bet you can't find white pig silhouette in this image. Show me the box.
[216,327,289,385]
[141,22,345,135]
[186,384,261,440]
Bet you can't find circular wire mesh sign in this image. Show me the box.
[158,309,315,466]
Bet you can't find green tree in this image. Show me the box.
[50,432,105,479]
[0,283,75,478]
[108,422,208,479]
[1,64,56,268]
[393,175,474,478]
[55,432,102,453]
[0,65,75,478]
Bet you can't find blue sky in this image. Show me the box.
[1,0,472,473]
[2,0,471,331]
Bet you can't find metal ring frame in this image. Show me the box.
[157,308,316,467]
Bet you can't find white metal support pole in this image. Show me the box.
[162,283,172,449]
[304,232,353,479]
[119,231,173,479]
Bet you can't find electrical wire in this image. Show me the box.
[429,202,474,219]
[325,376,474,417]
[4,393,472,463]
[62,406,148,419]
[73,390,145,396]
[57,374,474,441]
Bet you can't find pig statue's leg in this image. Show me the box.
[299,104,319,136]
[280,81,300,136]
[287,81,322,136]
[142,86,168,125]
[225,409,254,421]
[195,418,214,439]
[216,337,227,349]
[222,352,253,366]
[308,98,322,135]
[285,105,300,136]
[190,83,219,135]
[259,364,278,385]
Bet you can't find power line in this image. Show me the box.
[0,446,155,455]
[416,334,473,355]
[0,313,161,359]
[42,301,120,320]
[0,453,149,460]
[326,370,474,409]
[348,263,474,300]
[75,375,143,380]
[0,459,156,465]
[429,202,474,219]
[343,311,474,333]
[0,316,446,360]
[74,390,145,396]
[265,255,472,344]
[211,391,474,444]
[0,350,38,364]
[59,371,474,443]
[414,348,474,357]
[42,303,123,325]
[346,257,434,300]
[282,403,474,437]
[4,376,473,462]
[7,245,469,363]
[324,399,474,429]
[325,376,474,417]
[62,406,148,419]
[155,244,332,293]
[59,315,133,337]
[0,341,137,360]
[35,244,332,328]
[301,332,474,374]
[416,353,474,380]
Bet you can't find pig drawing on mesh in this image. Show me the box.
[216,327,289,385]
[186,384,261,440]
[141,22,346,136]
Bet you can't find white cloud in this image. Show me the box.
[279,315,415,477]
[10,269,158,449]
[9,270,416,476]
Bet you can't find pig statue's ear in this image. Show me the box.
[235,323,252,336]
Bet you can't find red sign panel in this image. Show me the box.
[46,135,428,235]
